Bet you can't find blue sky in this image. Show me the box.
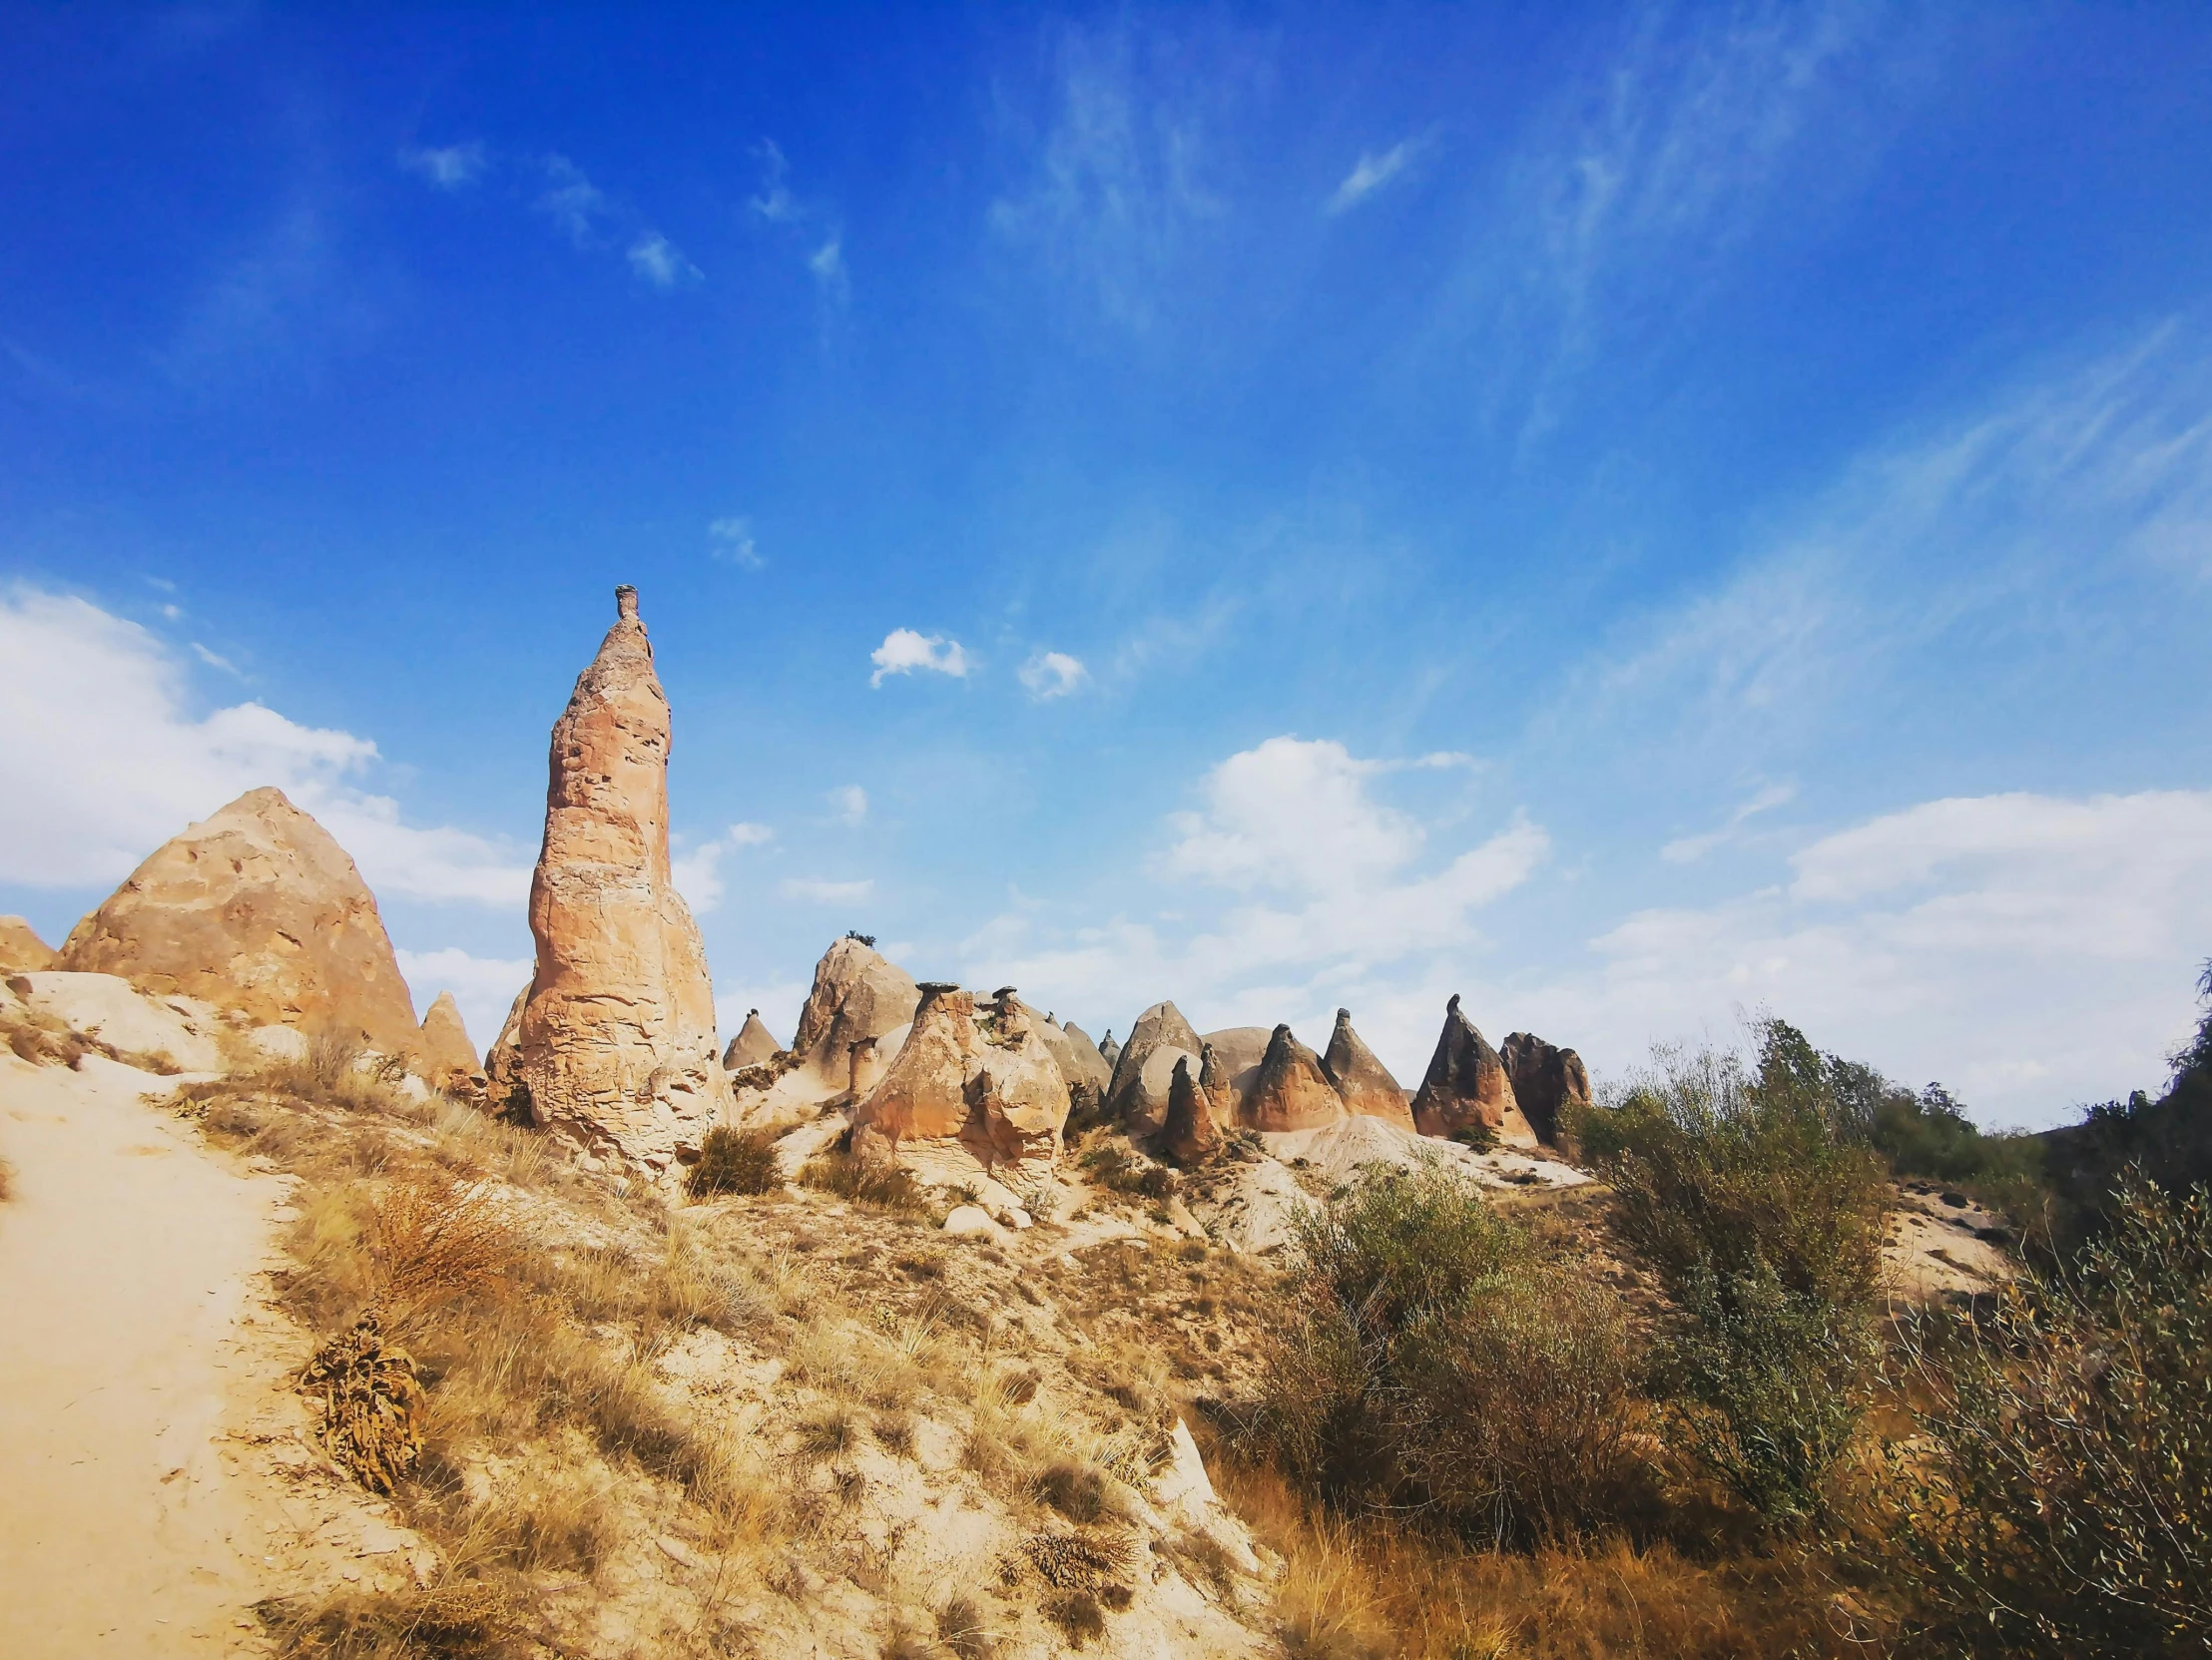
[4,3,2210,1127]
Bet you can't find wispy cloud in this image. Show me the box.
[1662,782,1796,863]
[399,142,488,191]
[782,875,874,904]
[1326,137,1426,215]
[190,640,243,677]
[707,516,765,569]
[828,786,867,827]
[1018,650,1088,700]
[628,232,702,288]
[670,821,777,915]
[869,628,970,687]
[748,140,849,310]
[536,155,611,246]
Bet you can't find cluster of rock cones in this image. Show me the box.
[2,584,1589,1182]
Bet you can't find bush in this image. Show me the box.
[687,1126,782,1198]
[1578,1021,1887,1527]
[1256,1162,1641,1546]
[797,1147,929,1213]
[1869,1176,2212,1658]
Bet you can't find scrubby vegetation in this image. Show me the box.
[686,1124,782,1197]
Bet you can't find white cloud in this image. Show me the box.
[748,140,800,223]
[670,822,777,915]
[809,237,849,303]
[1662,782,1797,863]
[536,155,610,245]
[399,143,488,190]
[748,139,848,307]
[869,628,971,687]
[627,232,702,288]
[1551,791,2212,1126]
[190,640,243,677]
[781,876,874,904]
[0,586,530,904]
[1018,650,1088,700]
[828,786,867,827]
[708,516,765,569]
[393,946,533,1059]
[1326,138,1423,215]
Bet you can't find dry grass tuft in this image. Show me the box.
[797,1402,860,1460]
[370,1175,519,1334]
[936,1593,993,1658]
[688,1125,784,1198]
[799,1147,932,1214]
[259,1579,522,1659]
[0,1155,13,1204]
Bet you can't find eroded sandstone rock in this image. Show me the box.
[1411,995,1534,1146]
[1321,1008,1415,1131]
[417,991,480,1086]
[1162,1052,1224,1165]
[1242,1023,1348,1132]
[722,1009,781,1071]
[1499,1030,1590,1146]
[1107,1000,1203,1135]
[513,586,732,1168]
[60,787,420,1054]
[1035,1012,1112,1096]
[848,981,1071,1168]
[1097,1028,1122,1071]
[0,915,57,975]
[791,937,919,1081]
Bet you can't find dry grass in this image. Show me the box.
[0,1155,13,1203]
[798,1146,932,1214]
[1219,1456,1859,1660]
[687,1125,783,1198]
[258,1580,523,1659]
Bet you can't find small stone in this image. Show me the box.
[943,1205,1003,1238]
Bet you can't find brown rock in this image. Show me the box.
[1199,1040,1236,1125]
[849,981,1071,1166]
[1162,1053,1224,1165]
[722,1009,781,1070]
[1411,995,1534,1146]
[1199,1026,1275,1119]
[792,936,920,1079]
[847,1034,886,1098]
[1499,1031,1591,1146]
[1036,1012,1113,1096]
[965,1023,1072,1167]
[852,982,977,1144]
[483,981,530,1110]
[0,915,58,974]
[514,586,733,1168]
[1107,1000,1203,1135]
[1097,1028,1122,1070]
[1321,1008,1414,1130]
[59,787,420,1053]
[417,991,480,1084]
[1241,1024,1348,1132]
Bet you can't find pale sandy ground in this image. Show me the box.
[0,1052,429,1658]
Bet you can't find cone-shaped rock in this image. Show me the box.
[965,1004,1072,1166]
[1199,1040,1236,1124]
[723,1009,782,1070]
[792,936,919,1079]
[60,787,420,1053]
[848,982,1070,1166]
[1162,1053,1223,1164]
[1098,1028,1122,1070]
[1499,1031,1590,1146]
[483,980,531,1108]
[1321,1008,1414,1130]
[1047,1018,1114,1095]
[515,586,732,1168]
[1242,1024,1349,1132]
[0,915,58,974]
[418,991,480,1083]
[851,982,978,1145]
[1202,1025,1276,1119]
[1411,995,1532,1145]
[1107,999,1203,1135]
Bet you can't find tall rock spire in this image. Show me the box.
[515,585,732,1169]
[1321,1008,1414,1131]
[1410,994,1535,1146]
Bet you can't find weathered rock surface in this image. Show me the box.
[849,983,1070,1167]
[1097,1028,1122,1070]
[482,982,530,1106]
[0,915,57,974]
[417,991,479,1084]
[1036,1013,1113,1096]
[1241,1024,1348,1132]
[5,971,224,1072]
[1196,1025,1274,1116]
[1411,995,1534,1146]
[59,788,422,1054]
[513,586,733,1169]
[791,937,920,1081]
[1200,1040,1237,1126]
[1320,1008,1415,1130]
[1499,1030,1590,1146]
[1108,1000,1203,1135]
[1162,1053,1224,1165]
[722,1009,782,1071]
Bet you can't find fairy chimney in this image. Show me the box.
[1321,1008,1414,1131]
[1411,995,1535,1146]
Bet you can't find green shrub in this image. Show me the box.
[687,1126,782,1198]
[1256,1162,1641,1546]
[1871,1176,2212,1657]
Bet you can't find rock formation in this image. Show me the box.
[1200,1025,1276,1119]
[483,982,530,1108]
[849,981,1070,1167]
[417,991,480,1085]
[0,915,57,974]
[59,787,421,1054]
[1097,1028,1122,1070]
[1411,995,1534,1146]
[722,1009,781,1071]
[1162,1053,1224,1164]
[847,1034,886,1098]
[1242,1024,1349,1132]
[1106,1000,1203,1135]
[1199,1040,1236,1125]
[512,586,732,1169]
[1033,1008,1112,1096]
[1320,1008,1415,1131]
[791,936,920,1080]
[1499,1031,1591,1146]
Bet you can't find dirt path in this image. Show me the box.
[0,1052,425,1657]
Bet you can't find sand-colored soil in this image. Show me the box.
[0,1052,427,1657]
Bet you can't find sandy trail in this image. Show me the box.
[0,1052,421,1657]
